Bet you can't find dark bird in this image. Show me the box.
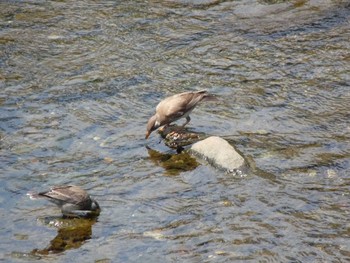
[27,185,100,218]
[145,90,217,139]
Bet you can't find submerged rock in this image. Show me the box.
[32,217,97,255]
[146,146,199,175]
[189,136,246,174]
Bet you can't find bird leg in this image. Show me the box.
[158,124,170,140]
[181,116,191,127]
[158,124,168,133]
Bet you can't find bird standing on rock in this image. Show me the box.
[27,185,100,218]
[145,90,217,139]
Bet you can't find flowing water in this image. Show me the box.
[1,0,349,262]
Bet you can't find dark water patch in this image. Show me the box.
[263,4,350,40]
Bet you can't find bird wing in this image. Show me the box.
[158,91,208,120]
[182,90,208,111]
[41,185,89,205]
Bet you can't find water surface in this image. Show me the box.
[1,0,349,262]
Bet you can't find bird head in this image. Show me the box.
[91,199,101,212]
[145,115,160,139]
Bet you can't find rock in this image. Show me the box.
[158,125,205,149]
[146,146,199,176]
[189,136,246,173]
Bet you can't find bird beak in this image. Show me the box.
[145,131,151,139]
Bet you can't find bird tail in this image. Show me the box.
[199,90,219,102]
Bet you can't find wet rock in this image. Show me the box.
[158,125,206,150]
[189,136,246,173]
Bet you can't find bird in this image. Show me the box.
[145,90,217,139]
[27,185,100,218]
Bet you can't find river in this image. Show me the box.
[1,0,349,262]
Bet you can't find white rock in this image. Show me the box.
[190,136,245,173]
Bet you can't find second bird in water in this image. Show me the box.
[27,185,100,218]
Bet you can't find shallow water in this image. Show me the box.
[1,0,349,262]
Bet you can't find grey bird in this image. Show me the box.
[27,185,100,218]
[145,90,217,139]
